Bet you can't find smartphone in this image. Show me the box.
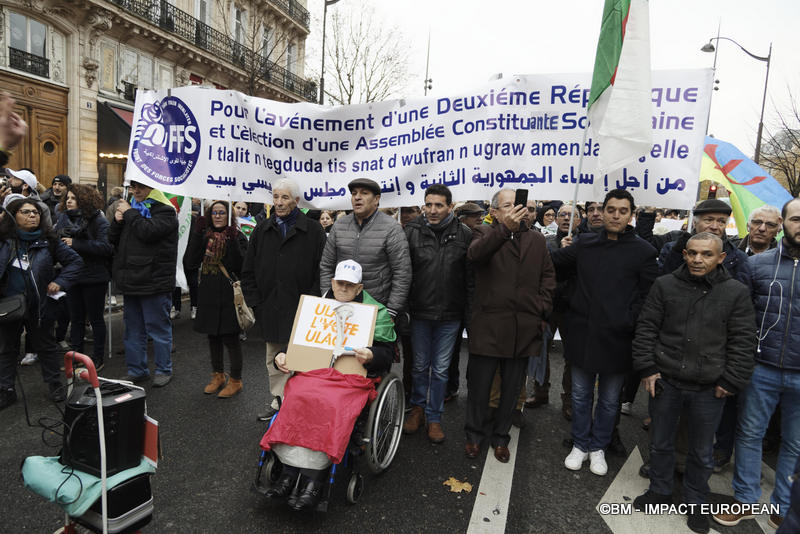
[514,188,528,207]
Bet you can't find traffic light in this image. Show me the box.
[708,184,718,199]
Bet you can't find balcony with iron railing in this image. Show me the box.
[106,0,317,102]
[266,0,310,30]
[9,47,50,78]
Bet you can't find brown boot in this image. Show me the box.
[218,378,242,398]
[403,406,425,434]
[204,372,227,394]
[427,422,445,444]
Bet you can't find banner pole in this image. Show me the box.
[567,127,591,237]
[107,281,112,361]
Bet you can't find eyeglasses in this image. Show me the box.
[750,220,779,230]
[211,211,227,216]
[526,207,537,212]
[18,209,41,217]
[557,212,575,218]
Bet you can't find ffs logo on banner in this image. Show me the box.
[131,97,201,186]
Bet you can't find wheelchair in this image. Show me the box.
[252,371,405,511]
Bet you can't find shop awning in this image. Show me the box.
[97,101,133,158]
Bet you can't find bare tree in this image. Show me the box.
[216,0,291,97]
[760,94,800,196]
[323,3,410,105]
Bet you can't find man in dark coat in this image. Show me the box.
[402,184,472,444]
[241,178,326,421]
[464,188,556,463]
[632,233,755,534]
[552,189,658,477]
[109,180,178,386]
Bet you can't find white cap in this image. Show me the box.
[333,260,362,284]
[6,169,37,190]
[2,193,26,209]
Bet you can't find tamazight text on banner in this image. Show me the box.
[125,70,712,209]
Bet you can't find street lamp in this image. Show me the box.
[319,0,340,105]
[701,36,772,164]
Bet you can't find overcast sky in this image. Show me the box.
[305,0,800,163]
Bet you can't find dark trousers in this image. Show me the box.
[465,354,527,448]
[0,318,62,389]
[401,334,413,396]
[52,297,70,342]
[533,313,571,401]
[173,269,200,311]
[67,283,107,364]
[649,380,725,505]
[621,369,640,404]
[209,334,243,380]
[713,394,739,459]
[447,325,464,395]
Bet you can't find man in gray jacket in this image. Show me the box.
[319,178,410,319]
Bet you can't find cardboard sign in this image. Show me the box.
[285,295,378,376]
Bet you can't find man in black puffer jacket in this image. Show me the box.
[109,181,178,386]
[632,232,755,533]
[402,184,472,444]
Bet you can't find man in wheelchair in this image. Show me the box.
[259,260,396,511]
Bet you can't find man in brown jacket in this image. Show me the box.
[464,189,556,463]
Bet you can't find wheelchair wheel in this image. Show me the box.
[365,372,404,474]
[346,473,364,504]
[265,452,282,483]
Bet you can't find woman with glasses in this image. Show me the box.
[54,184,113,370]
[185,200,248,398]
[0,198,83,409]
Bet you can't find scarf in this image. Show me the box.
[130,189,173,219]
[17,229,42,242]
[201,227,232,275]
[276,207,299,238]
[424,212,454,233]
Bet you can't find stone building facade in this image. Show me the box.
[0,0,315,195]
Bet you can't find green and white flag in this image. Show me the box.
[587,0,652,173]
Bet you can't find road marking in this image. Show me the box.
[598,447,776,534]
[466,427,520,534]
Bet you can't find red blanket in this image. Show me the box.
[259,368,377,464]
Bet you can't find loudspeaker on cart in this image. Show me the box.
[21,351,160,534]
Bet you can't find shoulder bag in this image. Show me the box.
[218,263,255,331]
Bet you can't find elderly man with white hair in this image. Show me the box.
[733,205,782,256]
[241,178,327,421]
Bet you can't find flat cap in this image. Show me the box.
[347,178,381,195]
[694,198,731,215]
[457,202,484,216]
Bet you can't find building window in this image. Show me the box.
[8,12,49,78]
[234,7,247,44]
[195,0,208,23]
[286,41,296,74]
[261,24,272,58]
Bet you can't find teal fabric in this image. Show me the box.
[22,456,155,517]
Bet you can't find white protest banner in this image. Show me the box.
[125,69,712,209]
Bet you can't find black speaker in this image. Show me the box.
[61,381,146,477]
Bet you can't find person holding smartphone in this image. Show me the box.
[631,232,755,534]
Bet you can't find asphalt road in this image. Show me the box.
[0,310,778,533]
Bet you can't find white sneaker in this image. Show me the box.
[564,446,588,470]
[110,296,118,306]
[620,402,632,415]
[191,306,197,320]
[589,450,607,476]
[20,353,38,365]
[170,307,180,320]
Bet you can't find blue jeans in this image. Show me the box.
[733,363,800,516]
[571,365,625,452]
[410,319,460,423]
[649,379,725,504]
[123,293,173,377]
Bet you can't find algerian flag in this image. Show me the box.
[164,193,193,291]
[587,0,653,174]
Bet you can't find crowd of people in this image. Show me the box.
[1,90,799,531]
